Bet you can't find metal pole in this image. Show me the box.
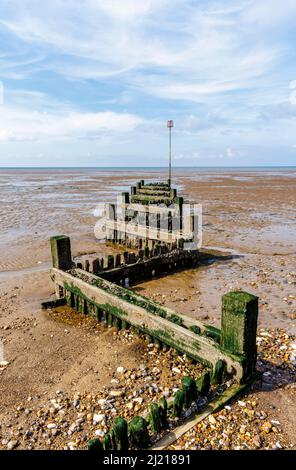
[169,125,172,186]
[167,120,173,187]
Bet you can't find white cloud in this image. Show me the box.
[226,147,235,158]
[242,0,296,29]
[0,105,143,141]
[0,0,288,99]
[258,102,296,121]
[0,0,295,165]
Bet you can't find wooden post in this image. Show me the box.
[92,258,100,274]
[50,235,72,270]
[221,291,258,382]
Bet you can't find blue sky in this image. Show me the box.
[0,0,296,167]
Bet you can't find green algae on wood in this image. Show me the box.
[87,438,104,451]
[148,403,162,434]
[182,376,198,408]
[221,291,258,382]
[211,359,225,385]
[159,397,168,429]
[173,389,185,417]
[196,370,210,396]
[112,417,128,450]
[129,416,149,448]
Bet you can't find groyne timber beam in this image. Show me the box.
[49,236,259,384]
[51,267,244,380]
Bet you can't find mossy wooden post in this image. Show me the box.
[221,291,258,383]
[159,397,168,429]
[92,258,100,274]
[182,376,197,408]
[129,416,149,448]
[115,254,121,268]
[50,235,72,271]
[173,389,185,417]
[107,255,114,269]
[196,370,210,396]
[149,403,161,434]
[112,417,128,450]
[88,438,103,451]
[103,433,112,450]
[211,359,225,385]
[65,290,72,307]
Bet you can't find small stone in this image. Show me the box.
[274,441,282,449]
[97,398,107,407]
[208,415,217,425]
[47,423,57,429]
[68,423,77,434]
[133,397,143,404]
[68,442,77,450]
[252,435,262,448]
[116,366,125,374]
[110,390,124,398]
[93,413,105,424]
[0,361,9,367]
[7,440,18,450]
[261,421,272,433]
[238,400,246,407]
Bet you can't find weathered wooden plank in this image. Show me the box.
[104,219,192,243]
[51,267,243,378]
[120,202,181,215]
[72,269,214,336]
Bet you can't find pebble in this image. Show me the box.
[274,441,282,449]
[261,421,272,433]
[208,415,217,425]
[97,398,107,407]
[7,440,18,450]
[0,326,293,450]
[0,361,9,367]
[110,390,124,397]
[93,413,105,424]
[238,400,246,407]
[169,328,294,451]
[47,423,57,429]
[251,435,262,448]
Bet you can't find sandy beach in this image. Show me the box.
[0,168,295,450]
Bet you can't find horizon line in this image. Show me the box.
[0,165,296,169]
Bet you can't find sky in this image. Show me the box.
[0,0,296,167]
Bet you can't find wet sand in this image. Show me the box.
[0,167,295,449]
[1,168,295,330]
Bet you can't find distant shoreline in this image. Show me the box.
[0,166,296,171]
